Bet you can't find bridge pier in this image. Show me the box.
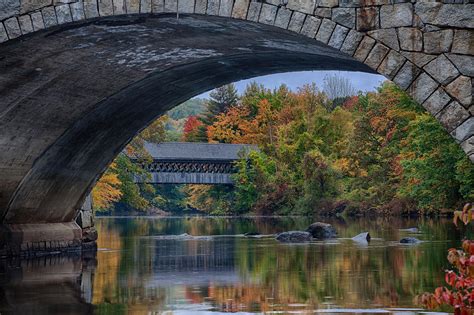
[0,195,97,258]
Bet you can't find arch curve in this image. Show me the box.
[0,0,472,226]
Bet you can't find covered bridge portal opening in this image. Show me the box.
[0,3,471,257]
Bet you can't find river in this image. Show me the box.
[0,216,469,314]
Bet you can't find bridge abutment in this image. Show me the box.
[0,222,83,258]
[0,195,97,258]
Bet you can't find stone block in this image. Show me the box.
[126,0,140,13]
[232,0,249,19]
[114,0,126,14]
[22,1,53,16]
[83,0,99,18]
[408,72,439,104]
[354,0,391,5]
[415,2,474,29]
[314,7,331,18]
[424,55,459,85]
[422,88,451,116]
[194,0,207,14]
[356,7,379,31]
[446,54,474,77]
[393,61,420,90]
[0,0,19,21]
[246,1,261,22]
[4,17,21,39]
[380,3,413,28]
[265,0,280,5]
[340,29,364,55]
[258,4,277,25]
[219,0,233,16]
[56,4,73,23]
[98,0,113,16]
[30,11,45,30]
[451,117,474,143]
[82,227,98,242]
[287,0,315,14]
[401,51,436,68]
[436,101,470,132]
[424,30,453,54]
[353,35,375,62]
[70,2,86,21]
[378,50,405,79]
[365,43,389,70]
[18,15,33,34]
[398,27,422,52]
[177,0,194,13]
[300,15,321,38]
[274,7,292,29]
[165,0,178,12]
[328,24,349,49]
[367,28,399,51]
[141,0,152,13]
[452,30,474,55]
[0,23,8,43]
[445,76,472,108]
[315,18,335,44]
[288,11,305,33]
[318,0,338,7]
[332,8,355,29]
[461,136,474,159]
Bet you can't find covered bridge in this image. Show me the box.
[133,142,258,184]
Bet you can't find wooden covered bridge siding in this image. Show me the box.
[133,142,256,184]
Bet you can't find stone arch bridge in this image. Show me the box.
[0,0,472,256]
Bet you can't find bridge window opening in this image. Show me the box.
[91,69,473,217]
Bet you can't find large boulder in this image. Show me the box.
[276,231,312,243]
[306,222,337,239]
[400,237,421,244]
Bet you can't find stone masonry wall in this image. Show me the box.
[0,0,472,161]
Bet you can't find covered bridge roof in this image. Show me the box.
[142,142,258,161]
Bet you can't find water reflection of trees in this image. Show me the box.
[91,216,460,313]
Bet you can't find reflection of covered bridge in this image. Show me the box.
[133,142,257,184]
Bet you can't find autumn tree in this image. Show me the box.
[182,115,203,142]
[92,162,122,211]
[194,84,239,142]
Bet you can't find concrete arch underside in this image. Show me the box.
[0,2,472,255]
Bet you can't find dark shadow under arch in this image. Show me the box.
[1,14,375,223]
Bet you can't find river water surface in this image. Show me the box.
[1,216,469,314]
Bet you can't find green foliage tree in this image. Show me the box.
[398,114,474,212]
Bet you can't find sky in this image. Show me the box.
[195,70,386,99]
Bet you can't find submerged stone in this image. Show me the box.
[400,237,421,244]
[276,231,312,243]
[244,232,261,237]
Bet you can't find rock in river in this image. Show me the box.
[276,231,312,243]
[244,232,261,237]
[306,222,337,239]
[400,237,421,244]
[352,232,371,243]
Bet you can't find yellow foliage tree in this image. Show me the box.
[92,162,123,211]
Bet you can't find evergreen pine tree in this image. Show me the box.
[195,84,239,142]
